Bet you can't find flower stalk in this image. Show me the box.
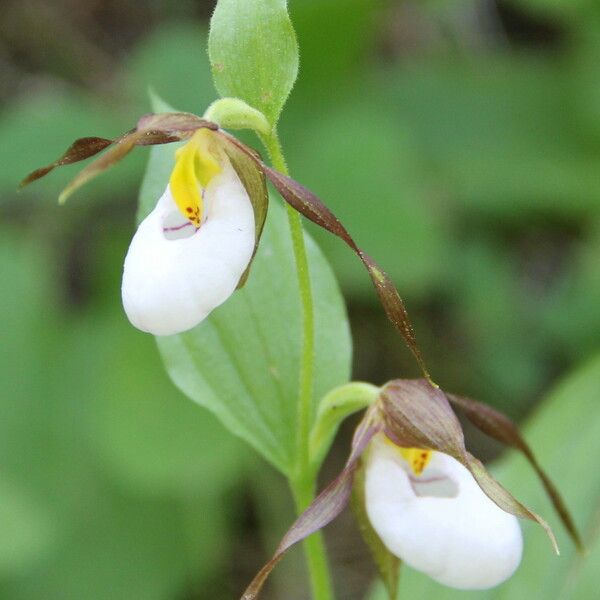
[261,129,334,600]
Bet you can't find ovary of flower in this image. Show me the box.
[365,435,523,590]
[121,131,255,336]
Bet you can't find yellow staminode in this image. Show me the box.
[169,129,221,227]
[399,447,432,476]
[383,437,433,476]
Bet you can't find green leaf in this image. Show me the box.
[138,106,351,475]
[208,0,299,127]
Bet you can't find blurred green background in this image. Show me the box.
[2,0,600,598]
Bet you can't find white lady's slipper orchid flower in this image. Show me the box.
[122,129,255,335]
[365,435,523,590]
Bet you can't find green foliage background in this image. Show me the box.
[2,0,600,598]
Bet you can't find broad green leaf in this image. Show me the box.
[368,354,600,600]
[208,0,299,127]
[138,108,351,475]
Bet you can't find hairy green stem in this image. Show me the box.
[262,129,334,600]
[264,133,315,474]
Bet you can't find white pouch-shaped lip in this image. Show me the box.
[121,162,255,336]
[364,435,523,590]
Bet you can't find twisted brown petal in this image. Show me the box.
[19,136,113,188]
[241,411,381,599]
[216,131,432,383]
[19,112,219,201]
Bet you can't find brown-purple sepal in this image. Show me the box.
[213,133,268,289]
[19,136,113,188]
[136,111,218,135]
[19,112,219,202]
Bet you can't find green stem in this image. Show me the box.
[261,130,315,474]
[290,476,334,600]
[261,129,334,600]
[272,141,314,470]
